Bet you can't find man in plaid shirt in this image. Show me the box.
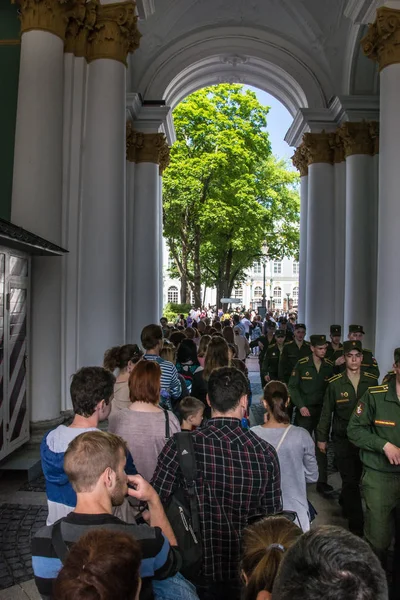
[151,366,282,600]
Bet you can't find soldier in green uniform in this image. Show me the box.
[317,340,378,535]
[278,323,311,384]
[288,334,334,494]
[261,329,286,383]
[277,316,293,342]
[348,348,400,577]
[325,324,343,362]
[335,324,380,379]
[250,321,276,386]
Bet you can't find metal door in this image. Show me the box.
[0,251,30,461]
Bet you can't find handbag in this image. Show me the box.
[165,432,202,580]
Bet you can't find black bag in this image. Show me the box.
[165,432,202,580]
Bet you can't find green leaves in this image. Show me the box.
[163,84,300,304]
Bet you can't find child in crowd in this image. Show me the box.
[178,396,205,431]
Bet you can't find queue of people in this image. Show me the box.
[33,314,399,600]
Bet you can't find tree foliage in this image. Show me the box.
[163,84,300,307]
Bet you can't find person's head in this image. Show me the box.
[103,344,143,373]
[343,340,363,372]
[213,321,222,332]
[241,516,302,600]
[207,366,247,415]
[70,367,115,421]
[330,324,342,345]
[278,317,287,331]
[275,330,286,345]
[263,381,290,424]
[289,313,296,324]
[160,317,168,327]
[203,336,230,381]
[159,341,176,364]
[294,323,306,342]
[267,322,276,333]
[272,526,388,600]
[393,348,400,376]
[232,314,240,324]
[53,529,142,600]
[198,320,206,335]
[198,334,212,358]
[348,324,364,342]
[310,335,327,359]
[244,312,250,320]
[64,431,128,507]
[178,396,205,427]
[169,331,187,348]
[140,324,163,352]
[128,360,161,405]
[223,325,235,344]
[184,327,195,340]
[177,338,199,365]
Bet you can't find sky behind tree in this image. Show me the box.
[245,86,294,164]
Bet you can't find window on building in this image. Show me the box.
[273,261,282,274]
[234,284,243,299]
[167,286,179,303]
[274,286,282,305]
[253,261,262,274]
[293,261,299,275]
[254,286,262,299]
[292,286,299,304]
[168,256,175,270]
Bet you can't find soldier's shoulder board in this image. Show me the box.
[369,385,389,394]
[363,348,372,353]
[284,341,292,346]
[328,373,342,383]
[324,358,333,366]
[268,343,276,348]
[363,372,378,379]
[299,356,309,364]
[304,341,311,345]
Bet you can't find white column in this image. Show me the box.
[125,157,136,342]
[131,160,160,343]
[78,40,127,366]
[61,53,88,411]
[344,153,377,349]
[303,139,335,335]
[298,175,308,323]
[333,159,346,326]
[11,28,65,422]
[159,175,164,316]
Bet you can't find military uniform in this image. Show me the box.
[337,348,380,379]
[250,334,274,386]
[261,336,285,382]
[288,341,334,484]
[325,324,343,362]
[278,339,311,384]
[318,359,378,534]
[348,376,400,560]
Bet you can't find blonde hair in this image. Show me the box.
[203,336,230,381]
[241,516,302,599]
[198,334,211,358]
[160,343,176,364]
[64,431,127,493]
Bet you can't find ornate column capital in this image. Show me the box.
[302,131,334,166]
[126,122,143,162]
[158,139,170,175]
[19,0,70,41]
[65,0,98,57]
[292,144,308,177]
[369,121,380,155]
[329,132,345,164]
[126,124,169,167]
[362,6,400,71]
[338,122,374,157]
[86,0,141,66]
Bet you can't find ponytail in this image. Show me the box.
[263,381,290,424]
[103,344,142,372]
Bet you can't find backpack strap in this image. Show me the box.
[52,520,69,564]
[175,432,200,535]
[164,408,170,439]
[275,425,292,452]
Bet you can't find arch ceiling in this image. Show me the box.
[130,0,379,117]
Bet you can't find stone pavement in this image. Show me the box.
[0,360,346,598]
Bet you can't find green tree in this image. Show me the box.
[163,84,299,307]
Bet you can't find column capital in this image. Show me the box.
[158,139,170,175]
[362,6,400,71]
[87,0,141,66]
[369,121,380,155]
[302,131,334,166]
[126,124,168,166]
[329,132,345,163]
[65,0,97,57]
[126,122,142,162]
[19,0,70,41]
[292,144,308,177]
[338,121,374,157]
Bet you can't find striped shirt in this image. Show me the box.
[143,354,182,401]
[151,417,282,581]
[31,513,181,599]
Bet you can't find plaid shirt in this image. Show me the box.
[151,417,282,581]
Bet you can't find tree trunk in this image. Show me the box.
[180,272,188,304]
[193,224,202,307]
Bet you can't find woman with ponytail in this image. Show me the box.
[103,344,143,413]
[251,381,318,531]
[241,516,301,600]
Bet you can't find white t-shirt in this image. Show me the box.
[241,318,251,334]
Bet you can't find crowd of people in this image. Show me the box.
[31,308,400,600]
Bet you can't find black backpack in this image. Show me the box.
[165,431,203,580]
